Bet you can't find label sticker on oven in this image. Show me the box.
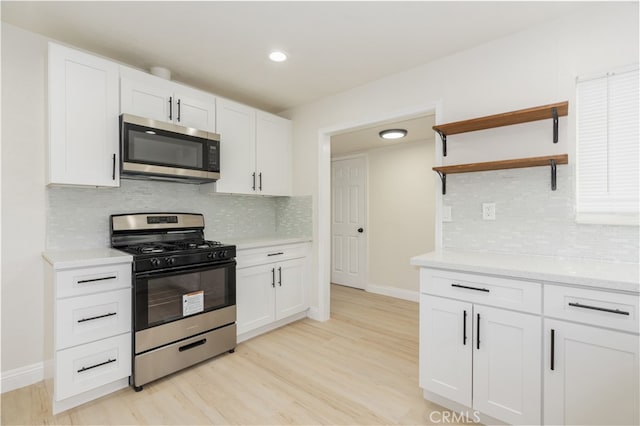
[183,291,204,316]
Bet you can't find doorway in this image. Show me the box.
[326,111,438,307]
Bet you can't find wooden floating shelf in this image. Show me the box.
[433,101,569,136]
[432,154,568,174]
[433,154,569,194]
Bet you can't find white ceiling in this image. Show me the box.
[331,114,435,157]
[1,1,588,113]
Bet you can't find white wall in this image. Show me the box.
[283,3,639,318]
[1,24,48,375]
[367,140,435,296]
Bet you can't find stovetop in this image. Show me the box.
[120,239,224,255]
[118,239,236,273]
[110,213,235,272]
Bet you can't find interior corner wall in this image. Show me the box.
[367,140,435,294]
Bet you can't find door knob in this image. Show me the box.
[357,228,364,233]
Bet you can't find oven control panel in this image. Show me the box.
[136,246,236,272]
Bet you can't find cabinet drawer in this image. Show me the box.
[544,285,639,333]
[236,243,309,269]
[421,269,541,314]
[55,333,131,401]
[56,288,131,350]
[56,263,131,298]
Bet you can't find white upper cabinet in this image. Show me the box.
[215,98,257,194]
[48,43,120,187]
[212,98,292,196]
[256,111,292,196]
[119,66,216,132]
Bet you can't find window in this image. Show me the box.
[576,66,639,225]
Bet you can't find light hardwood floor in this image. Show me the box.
[1,284,463,425]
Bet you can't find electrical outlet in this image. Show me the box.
[482,203,496,220]
[442,205,452,222]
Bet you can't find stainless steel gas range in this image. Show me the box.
[110,213,236,391]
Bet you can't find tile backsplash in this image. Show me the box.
[443,165,639,263]
[46,179,312,250]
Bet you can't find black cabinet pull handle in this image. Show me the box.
[77,275,117,284]
[179,339,206,352]
[476,313,481,350]
[271,268,275,288]
[78,358,116,373]
[278,267,282,286]
[252,172,256,191]
[177,99,181,122]
[259,172,262,191]
[550,329,555,371]
[463,310,467,345]
[452,283,490,293]
[267,252,284,257]
[77,312,117,323]
[568,302,630,316]
[112,154,116,180]
[168,96,173,120]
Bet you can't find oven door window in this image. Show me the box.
[136,262,235,330]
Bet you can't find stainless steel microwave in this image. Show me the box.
[120,114,220,183]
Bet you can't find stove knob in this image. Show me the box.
[166,257,176,266]
[207,251,216,259]
[221,250,228,258]
[150,258,161,268]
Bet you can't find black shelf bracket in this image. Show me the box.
[552,107,559,143]
[435,130,447,156]
[436,171,447,195]
[550,159,557,190]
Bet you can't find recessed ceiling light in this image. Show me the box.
[269,51,288,62]
[379,129,408,140]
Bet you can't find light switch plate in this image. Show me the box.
[442,205,452,222]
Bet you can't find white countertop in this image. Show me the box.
[411,249,639,294]
[42,248,133,270]
[231,236,312,250]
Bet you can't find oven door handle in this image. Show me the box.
[135,259,236,279]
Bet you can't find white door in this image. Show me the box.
[275,257,307,320]
[215,99,256,194]
[120,68,172,123]
[235,264,276,334]
[48,43,120,187]
[331,156,366,289]
[420,294,472,407]
[174,87,216,132]
[473,306,541,425]
[256,111,292,196]
[544,319,639,426]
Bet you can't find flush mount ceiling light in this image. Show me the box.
[379,129,408,140]
[269,51,288,62]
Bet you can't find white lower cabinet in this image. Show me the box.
[236,242,310,339]
[421,294,541,425]
[543,284,639,426]
[43,250,132,414]
[419,267,640,425]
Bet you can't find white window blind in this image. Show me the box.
[576,67,639,224]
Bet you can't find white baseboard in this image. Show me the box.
[1,362,44,393]
[366,284,419,302]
